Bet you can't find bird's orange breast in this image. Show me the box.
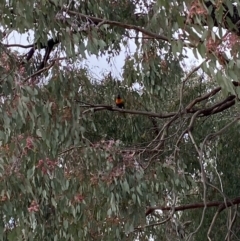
[116,98,124,104]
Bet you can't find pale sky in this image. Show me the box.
[4,30,201,80]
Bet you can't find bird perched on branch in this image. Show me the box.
[115,94,124,108]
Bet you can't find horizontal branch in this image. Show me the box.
[79,86,237,119]
[81,105,176,118]
[3,43,33,48]
[146,196,240,216]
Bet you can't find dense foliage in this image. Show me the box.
[0,0,240,240]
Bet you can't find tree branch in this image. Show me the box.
[145,197,240,216]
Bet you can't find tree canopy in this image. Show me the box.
[1,0,240,240]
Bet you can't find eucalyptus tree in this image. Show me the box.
[0,0,240,240]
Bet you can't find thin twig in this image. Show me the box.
[23,61,55,83]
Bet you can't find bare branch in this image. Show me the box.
[23,61,55,83]
[145,197,240,216]
[4,43,34,48]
